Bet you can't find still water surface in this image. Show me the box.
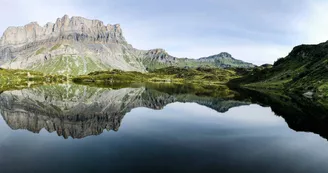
[0,84,328,173]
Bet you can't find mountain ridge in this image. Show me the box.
[0,15,255,75]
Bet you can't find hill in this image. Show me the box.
[230,41,328,98]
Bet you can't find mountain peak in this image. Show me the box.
[217,52,232,57]
[198,52,255,68]
[0,15,126,46]
[199,52,233,60]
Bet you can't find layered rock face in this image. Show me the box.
[0,15,254,75]
[0,15,126,46]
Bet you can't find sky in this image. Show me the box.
[1,0,328,65]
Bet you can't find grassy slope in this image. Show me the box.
[72,66,240,86]
[230,42,328,98]
[143,54,254,71]
[29,55,108,76]
[143,59,240,71]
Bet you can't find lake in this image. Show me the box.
[0,83,328,173]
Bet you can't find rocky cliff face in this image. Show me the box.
[0,15,147,75]
[0,15,254,75]
[0,15,126,46]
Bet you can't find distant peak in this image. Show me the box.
[211,52,233,58]
[199,52,233,60]
[26,22,39,26]
[147,49,168,54]
[62,14,69,19]
[218,52,232,57]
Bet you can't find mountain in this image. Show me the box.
[0,15,254,75]
[229,41,328,98]
[0,15,146,75]
[143,51,255,71]
[197,52,254,68]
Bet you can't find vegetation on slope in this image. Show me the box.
[72,66,241,86]
[29,55,108,76]
[0,68,68,92]
[142,50,255,71]
[36,47,46,55]
[229,42,328,98]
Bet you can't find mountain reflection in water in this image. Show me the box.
[0,83,247,139]
[0,83,328,141]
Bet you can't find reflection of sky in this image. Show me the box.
[167,103,284,124]
[0,103,328,173]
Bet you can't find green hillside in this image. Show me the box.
[29,55,109,76]
[72,66,241,86]
[143,52,255,71]
[229,41,328,98]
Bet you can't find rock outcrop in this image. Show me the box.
[0,15,254,75]
[0,15,126,46]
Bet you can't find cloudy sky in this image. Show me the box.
[1,0,327,65]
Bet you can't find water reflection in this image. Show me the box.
[0,84,249,139]
[235,88,328,141]
[1,83,328,141]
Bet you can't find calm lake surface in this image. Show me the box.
[0,83,328,173]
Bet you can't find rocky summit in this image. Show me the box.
[0,15,254,75]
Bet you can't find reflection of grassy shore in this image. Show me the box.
[145,82,238,98]
[74,81,238,99]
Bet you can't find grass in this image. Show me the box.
[72,66,241,86]
[0,68,68,92]
[29,55,108,76]
[50,43,61,51]
[227,40,328,104]
[36,47,46,55]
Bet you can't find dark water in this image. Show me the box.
[0,83,328,173]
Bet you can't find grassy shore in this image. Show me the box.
[0,68,68,92]
[72,67,241,85]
